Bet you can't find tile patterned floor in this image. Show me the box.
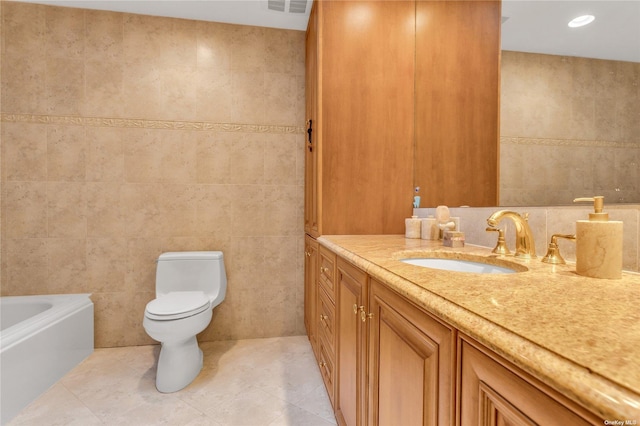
[8,336,337,426]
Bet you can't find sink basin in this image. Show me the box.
[400,258,518,274]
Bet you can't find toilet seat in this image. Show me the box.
[145,291,210,321]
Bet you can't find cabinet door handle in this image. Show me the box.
[359,306,373,322]
[320,266,329,274]
[305,251,311,257]
[306,119,313,152]
[353,304,359,315]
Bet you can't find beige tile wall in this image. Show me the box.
[500,51,640,206]
[0,2,306,347]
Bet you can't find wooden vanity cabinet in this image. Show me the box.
[336,257,369,426]
[368,278,456,426]
[458,335,603,426]
[319,249,607,426]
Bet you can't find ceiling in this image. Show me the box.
[15,0,640,63]
[501,1,640,62]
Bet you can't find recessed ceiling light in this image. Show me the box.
[568,15,595,28]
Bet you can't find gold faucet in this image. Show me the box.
[486,210,536,259]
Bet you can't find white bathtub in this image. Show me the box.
[0,294,94,425]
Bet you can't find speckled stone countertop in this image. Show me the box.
[318,235,640,421]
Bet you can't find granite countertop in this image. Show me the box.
[318,234,640,421]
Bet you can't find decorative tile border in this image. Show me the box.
[501,136,639,149]
[0,113,305,134]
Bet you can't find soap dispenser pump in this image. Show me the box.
[573,196,623,279]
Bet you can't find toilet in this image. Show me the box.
[143,251,227,393]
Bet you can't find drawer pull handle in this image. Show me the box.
[320,314,328,326]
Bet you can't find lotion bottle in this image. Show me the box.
[573,196,623,279]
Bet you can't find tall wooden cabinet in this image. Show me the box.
[304,0,416,237]
[414,0,501,207]
[304,0,501,239]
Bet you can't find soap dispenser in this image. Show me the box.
[573,196,623,279]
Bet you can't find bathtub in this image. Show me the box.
[0,294,94,425]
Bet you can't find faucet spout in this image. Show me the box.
[486,210,536,259]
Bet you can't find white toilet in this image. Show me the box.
[143,251,227,393]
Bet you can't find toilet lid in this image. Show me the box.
[145,291,210,321]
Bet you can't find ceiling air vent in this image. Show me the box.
[267,0,308,14]
[289,0,308,14]
[268,0,285,12]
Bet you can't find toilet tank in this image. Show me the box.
[155,252,227,307]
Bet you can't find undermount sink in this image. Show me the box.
[400,257,519,274]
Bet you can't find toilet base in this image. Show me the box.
[155,336,203,393]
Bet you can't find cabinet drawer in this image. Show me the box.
[318,286,336,355]
[319,246,336,301]
[318,339,336,407]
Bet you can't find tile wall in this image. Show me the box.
[0,2,306,347]
[500,51,640,206]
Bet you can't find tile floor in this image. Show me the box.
[8,336,337,426]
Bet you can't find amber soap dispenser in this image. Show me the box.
[573,196,623,279]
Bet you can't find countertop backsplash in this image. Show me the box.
[414,205,640,273]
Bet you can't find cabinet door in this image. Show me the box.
[414,0,500,207]
[319,0,415,235]
[304,1,319,237]
[304,236,319,356]
[336,258,368,426]
[458,335,602,426]
[368,278,455,426]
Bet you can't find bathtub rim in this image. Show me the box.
[0,294,93,351]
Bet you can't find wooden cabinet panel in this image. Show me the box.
[318,338,336,408]
[318,286,336,356]
[414,0,500,207]
[336,258,368,426]
[458,335,603,426]
[304,236,319,356]
[321,0,415,235]
[368,278,455,426]
[304,1,319,237]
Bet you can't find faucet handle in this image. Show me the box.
[541,234,576,264]
[486,227,511,255]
